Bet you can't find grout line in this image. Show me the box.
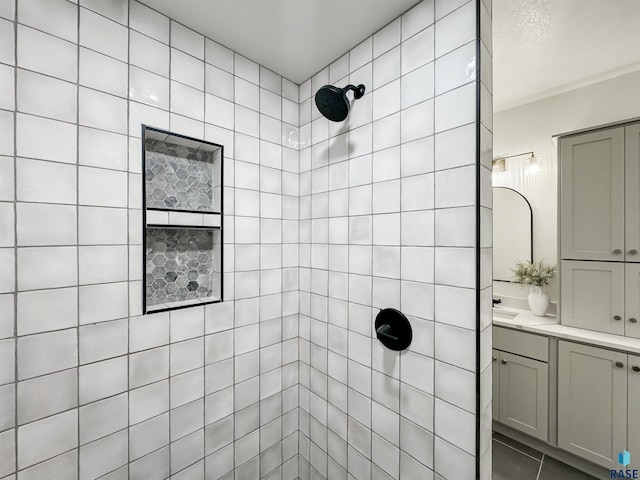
[493,437,543,463]
[536,453,545,480]
[73,0,81,477]
[12,0,18,476]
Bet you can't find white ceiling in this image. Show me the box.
[141,0,421,84]
[493,0,640,112]
[142,0,640,110]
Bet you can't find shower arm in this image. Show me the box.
[343,84,366,100]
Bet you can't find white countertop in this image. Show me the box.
[493,307,640,355]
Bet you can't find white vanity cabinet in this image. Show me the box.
[560,124,640,262]
[559,121,640,336]
[626,264,640,339]
[557,341,638,470]
[561,261,625,335]
[625,123,640,261]
[560,127,625,262]
[561,261,640,338]
[627,353,640,461]
[493,327,548,441]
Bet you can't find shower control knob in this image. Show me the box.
[375,308,412,351]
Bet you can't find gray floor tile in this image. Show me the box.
[538,456,598,480]
[493,432,544,461]
[492,440,541,480]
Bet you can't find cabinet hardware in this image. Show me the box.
[633,366,640,372]
[630,249,638,255]
[615,361,624,368]
[613,249,622,254]
[630,318,638,323]
[614,315,622,321]
[501,359,507,365]
[492,356,497,362]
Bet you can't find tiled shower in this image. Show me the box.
[0,0,493,479]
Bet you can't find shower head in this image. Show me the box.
[315,84,366,122]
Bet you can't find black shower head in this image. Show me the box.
[315,84,366,122]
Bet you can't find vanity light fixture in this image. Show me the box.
[492,151,541,183]
[492,158,506,173]
[525,154,541,176]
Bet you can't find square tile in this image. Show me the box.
[129,66,169,109]
[16,113,77,164]
[205,39,233,73]
[130,0,169,44]
[79,87,128,134]
[0,111,13,156]
[0,249,14,294]
[130,30,169,77]
[17,410,77,470]
[79,166,128,208]
[172,49,205,90]
[171,21,204,59]
[434,1,475,58]
[17,69,77,123]
[78,282,128,325]
[80,7,128,62]
[17,246,77,291]
[0,157,13,201]
[17,329,77,380]
[401,27,434,75]
[17,25,77,83]
[18,0,77,43]
[17,369,77,425]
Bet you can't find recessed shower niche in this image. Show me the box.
[142,125,223,313]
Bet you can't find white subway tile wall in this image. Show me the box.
[2,0,300,478]
[297,1,489,480]
[479,0,493,478]
[0,0,491,479]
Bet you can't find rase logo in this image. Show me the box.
[611,450,639,479]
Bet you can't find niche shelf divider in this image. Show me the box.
[142,125,224,314]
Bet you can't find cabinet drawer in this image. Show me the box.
[494,327,548,362]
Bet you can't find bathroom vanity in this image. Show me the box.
[492,117,640,475]
[493,307,640,473]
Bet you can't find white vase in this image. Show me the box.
[528,286,550,316]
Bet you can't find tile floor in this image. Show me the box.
[493,432,598,480]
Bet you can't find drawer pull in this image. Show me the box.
[501,359,507,365]
[616,361,624,368]
[614,315,622,321]
[613,249,622,254]
[630,249,638,255]
[630,318,638,324]
[633,366,640,372]
[492,356,497,362]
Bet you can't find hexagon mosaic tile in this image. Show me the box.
[145,227,214,306]
[145,139,216,212]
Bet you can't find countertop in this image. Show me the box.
[493,306,640,355]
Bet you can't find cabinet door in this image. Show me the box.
[628,354,640,460]
[626,264,640,339]
[561,260,625,335]
[558,341,627,469]
[492,349,499,422]
[626,123,640,262]
[498,352,548,441]
[560,127,625,261]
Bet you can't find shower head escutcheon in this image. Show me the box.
[315,84,366,122]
